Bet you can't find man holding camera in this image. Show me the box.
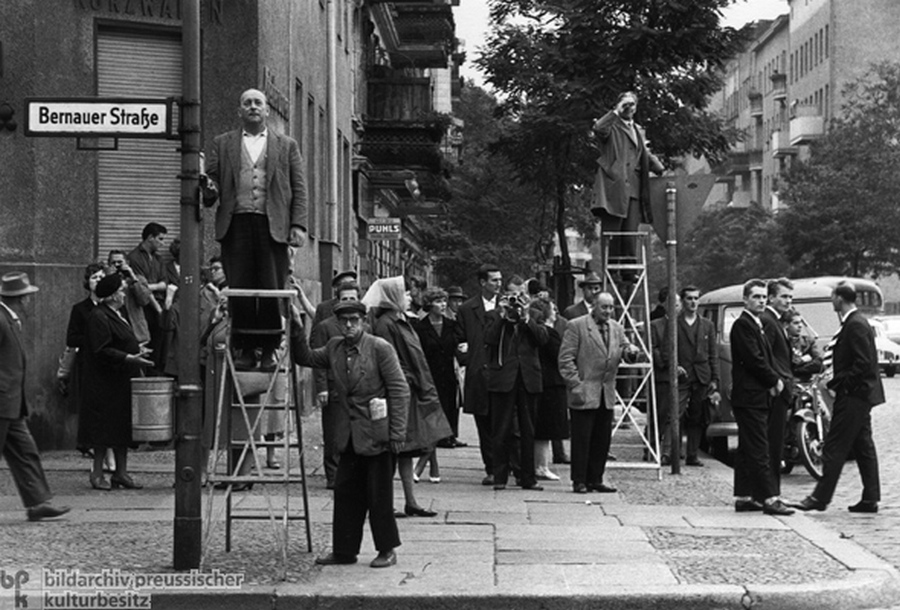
[484,291,548,491]
[558,292,639,494]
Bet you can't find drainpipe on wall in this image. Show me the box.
[327,0,339,244]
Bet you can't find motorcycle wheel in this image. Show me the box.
[796,419,825,480]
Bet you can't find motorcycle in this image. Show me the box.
[781,374,832,480]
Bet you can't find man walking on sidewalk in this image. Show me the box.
[795,281,883,513]
[0,273,70,522]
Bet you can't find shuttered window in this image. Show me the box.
[96,29,181,258]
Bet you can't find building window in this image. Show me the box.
[825,25,829,58]
[307,95,317,238]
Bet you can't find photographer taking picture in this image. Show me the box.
[484,288,549,491]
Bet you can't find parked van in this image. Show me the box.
[697,276,884,457]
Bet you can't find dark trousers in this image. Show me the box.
[490,377,537,487]
[733,402,784,501]
[332,446,400,556]
[0,418,52,508]
[598,198,641,264]
[675,381,707,460]
[473,412,493,475]
[569,407,613,486]
[220,214,290,352]
[322,396,340,485]
[813,395,880,505]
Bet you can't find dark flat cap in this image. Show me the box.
[334,300,367,316]
[578,272,603,287]
[331,270,358,288]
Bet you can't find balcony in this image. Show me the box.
[771,129,798,158]
[749,90,763,119]
[789,105,825,146]
[748,148,763,171]
[726,151,750,175]
[370,1,456,68]
[770,72,787,102]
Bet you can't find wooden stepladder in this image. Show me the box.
[202,288,312,579]
[600,230,662,478]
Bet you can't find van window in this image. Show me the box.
[722,306,743,342]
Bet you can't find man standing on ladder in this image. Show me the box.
[590,91,664,283]
[201,88,308,370]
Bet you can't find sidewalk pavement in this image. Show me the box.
[2,413,899,610]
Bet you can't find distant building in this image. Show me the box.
[705,0,900,210]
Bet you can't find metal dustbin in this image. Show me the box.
[131,377,175,442]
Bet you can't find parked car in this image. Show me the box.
[869,318,900,377]
[874,314,900,344]
[696,276,884,460]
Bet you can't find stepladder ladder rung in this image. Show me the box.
[202,288,313,579]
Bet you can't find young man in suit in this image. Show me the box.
[456,264,503,485]
[292,300,409,568]
[673,286,720,467]
[0,273,70,522]
[558,292,639,494]
[590,91,665,269]
[563,272,603,321]
[760,278,794,483]
[795,281,884,513]
[730,279,794,516]
[202,88,308,370]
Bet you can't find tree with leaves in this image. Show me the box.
[778,62,900,278]
[679,203,789,291]
[475,0,748,300]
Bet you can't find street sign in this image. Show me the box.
[24,97,174,138]
[367,217,402,240]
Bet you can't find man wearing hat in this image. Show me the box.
[291,299,410,568]
[445,286,466,322]
[0,272,71,521]
[310,278,362,488]
[563,272,604,321]
[312,270,358,330]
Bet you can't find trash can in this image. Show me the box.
[131,377,175,442]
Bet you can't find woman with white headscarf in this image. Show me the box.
[362,276,452,517]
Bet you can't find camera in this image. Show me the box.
[500,292,530,322]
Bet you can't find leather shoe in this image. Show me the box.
[734,499,764,512]
[848,500,878,514]
[27,503,71,522]
[110,474,143,490]
[590,483,618,493]
[404,504,437,517]
[436,438,455,449]
[493,483,507,491]
[233,351,257,370]
[793,496,826,512]
[573,483,589,494]
[259,350,278,371]
[370,550,397,568]
[553,455,571,464]
[607,453,617,461]
[452,439,468,448]
[481,475,495,486]
[315,552,357,565]
[685,457,704,467]
[521,484,544,491]
[763,499,795,516]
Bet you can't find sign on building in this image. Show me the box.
[24,98,174,138]
[367,217,402,241]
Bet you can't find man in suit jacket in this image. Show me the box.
[558,292,638,493]
[0,273,70,522]
[203,88,308,370]
[590,91,665,266]
[484,294,549,490]
[795,281,884,513]
[292,300,409,568]
[563,271,603,321]
[673,286,720,467]
[760,277,794,482]
[730,279,793,516]
[456,264,503,484]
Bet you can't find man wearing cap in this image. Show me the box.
[310,279,362,489]
[291,300,409,568]
[563,272,603,321]
[312,270,358,330]
[201,88,308,371]
[445,286,466,322]
[0,272,71,521]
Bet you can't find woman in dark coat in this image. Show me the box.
[362,277,452,517]
[66,263,106,457]
[81,274,154,490]
[413,288,461,482]
[533,298,569,481]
